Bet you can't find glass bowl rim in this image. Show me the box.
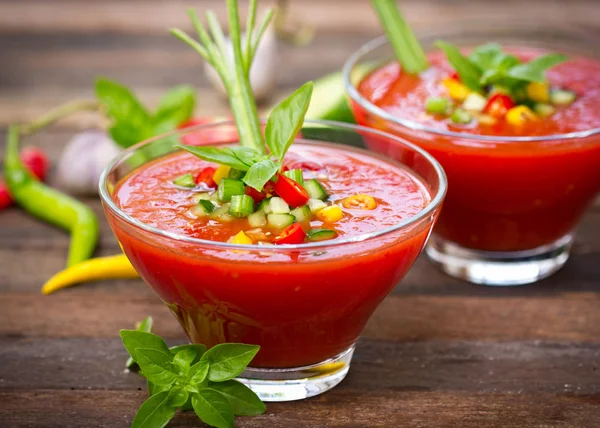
[342,34,600,143]
[98,119,447,251]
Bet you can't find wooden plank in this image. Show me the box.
[2,292,600,343]
[1,389,599,428]
[0,338,599,394]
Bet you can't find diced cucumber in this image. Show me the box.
[450,108,472,124]
[258,197,272,214]
[217,178,245,202]
[229,194,255,218]
[462,93,487,112]
[550,89,576,106]
[192,192,213,203]
[308,198,327,213]
[291,205,312,223]
[210,204,234,222]
[173,173,196,188]
[248,210,267,228]
[228,168,246,180]
[534,103,555,118]
[283,169,304,184]
[190,200,215,216]
[267,213,295,229]
[269,197,290,214]
[304,179,328,201]
[425,97,451,115]
[306,228,338,242]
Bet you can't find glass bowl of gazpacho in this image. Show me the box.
[99,120,446,401]
[344,26,600,286]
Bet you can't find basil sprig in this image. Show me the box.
[177,81,313,191]
[435,41,567,95]
[121,329,265,428]
[96,78,196,148]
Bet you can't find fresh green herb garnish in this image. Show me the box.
[96,78,195,148]
[120,328,265,428]
[371,0,428,74]
[126,316,154,369]
[171,0,313,192]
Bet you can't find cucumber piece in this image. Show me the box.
[258,197,273,214]
[291,205,312,223]
[267,213,295,229]
[190,200,215,216]
[228,168,246,180]
[217,178,245,202]
[191,192,213,203]
[248,210,267,228]
[450,108,472,124]
[304,179,328,201]
[173,173,196,188]
[229,194,255,218]
[269,197,290,214]
[210,204,234,222]
[308,198,327,213]
[462,93,487,112]
[534,103,555,118]
[306,228,338,242]
[550,89,576,106]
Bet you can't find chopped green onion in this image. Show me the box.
[228,168,246,180]
[173,173,196,188]
[533,103,555,118]
[371,0,428,74]
[267,213,295,229]
[229,194,255,217]
[550,89,576,106]
[450,108,472,124]
[269,197,290,214]
[304,179,328,201]
[217,178,245,202]
[248,210,267,228]
[307,198,327,213]
[290,205,312,223]
[191,200,215,216]
[425,97,451,115]
[306,228,338,242]
[283,169,304,184]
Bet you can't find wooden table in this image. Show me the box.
[1,1,599,426]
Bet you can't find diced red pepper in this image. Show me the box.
[484,94,515,118]
[285,161,322,172]
[20,147,49,181]
[273,174,309,208]
[194,167,217,188]
[272,223,306,245]
[245,185,266,203]
[0,179,13,210]
[449,71,460,81]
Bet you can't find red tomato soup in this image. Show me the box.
[354,48,600,251]
[108,144,437,368]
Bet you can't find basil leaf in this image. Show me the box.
[435,41,482,92]
[132,391,176,428]
[201,343,260,382]
[120,330,171,365]
[265,81,313,161]
[170,344,207,363]
[147,379,170,397]
[242,160,279,192]
[192,389,234,428]
[230,147,267,167]
[479,54,521,86]
[153,85,195,134]
[126,317,154,369]
[136,348,178,386]
[95,78,153,148]
[176,145,250,171]
[189,359,210,384]
[167,386,190,408]
[507,53,567,83]
[468,43,503,71]
[208,380,266,416]
[173,347,197,370]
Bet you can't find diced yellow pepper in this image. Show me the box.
[442,78,470,102]
[478,114,498,126]
[526,82,550,103]
[506,105,538,126]
[212,165,231,185]
[316,205,344,223]
[228,231,253,245]
[342,194,377,210]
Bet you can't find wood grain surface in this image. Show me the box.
[1,0,599,427]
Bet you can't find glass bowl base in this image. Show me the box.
[237,346,354,402]
[426,234,573,286]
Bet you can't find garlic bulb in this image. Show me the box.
[204,26,277,103]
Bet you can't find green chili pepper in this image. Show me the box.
[4,125,99,267]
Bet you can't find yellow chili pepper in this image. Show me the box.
[316,205,344,223]
[342,194,377,210]
[42,254,139,295]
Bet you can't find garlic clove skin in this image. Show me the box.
[55,130,121,196]
[204,26,277,103]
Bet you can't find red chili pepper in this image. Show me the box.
[245,185,266,203]
[179,117,238,146]
[194,167,217,188]
[484,94,515,118]
[273,174,309,207]
[285,161,322,172]
[20,147,49,181]
[0,179,13,210]
[272,223,306,245]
